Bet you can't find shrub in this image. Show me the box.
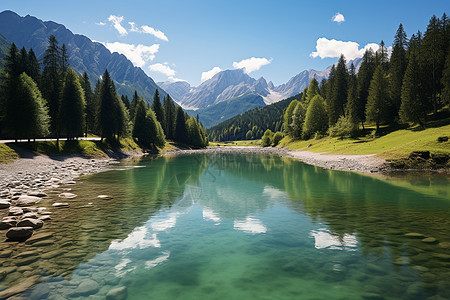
[261,129,273,147]
[329,116,359,138]
[272,132,284,146]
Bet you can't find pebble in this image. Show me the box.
[422,237,438,244]
[17,218,44,229]
[15,195,42,207]
[52,203,69,208]
[405,233,425,238]
[97,195,113,200]
[6,227,34,241]
[0,201,11,209]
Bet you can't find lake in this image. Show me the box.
[1,153,450,299]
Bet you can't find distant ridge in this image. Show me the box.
[0,10,167,102]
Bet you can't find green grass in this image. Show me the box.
[209,140,261,147]
[0,144,19,163]
[278,124,450,160]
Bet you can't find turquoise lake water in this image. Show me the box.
[3,153,450,299]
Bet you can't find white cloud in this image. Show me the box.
[141,25,169,42]
[103,42,159,67]
[234,217,267,234]
[232,57,271,74]
[108,15,128,36]
[127,22,168,41]
[95,21,106,26]
[201,66,222,82]
[149,63,176,77]
[310,38,380,60]
[332,13,345,23]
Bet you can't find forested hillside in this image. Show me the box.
[207,93,301,141]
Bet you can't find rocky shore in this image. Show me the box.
[164,146,390,173]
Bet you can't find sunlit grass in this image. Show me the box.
[0,144,19,163]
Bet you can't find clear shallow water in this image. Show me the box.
[1,154,450,299]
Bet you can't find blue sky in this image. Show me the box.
[1,0,448,86]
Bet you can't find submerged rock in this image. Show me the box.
[422,237,438,244]
[69,279,99,297]
[404,233,425,238]
[52,202,69,208]
[0,275,40,299]
[27,191,48,198]
[97,195,113,200]
[106,286,128,300]
[58,192,77,199]
[0,217,17,229]
[6,227,34,240]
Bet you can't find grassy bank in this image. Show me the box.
[209,140,261,147]
[278,123,450,169]
[0,138,142,163]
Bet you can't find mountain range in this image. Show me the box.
[0,10,167,102]
[0,10,362,128]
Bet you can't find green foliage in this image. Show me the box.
[346,64,359,126]
[60,68,86,139]
[261,129,273,147]
[145,108,165,148]
[81,72,95,136]
[284,99,300,136]
[303,95,328,139]
[132,99,147,142]
[132,98,165,149]
[366,65,390,130]
[356,49,376,127]
[272,131,284,146]
[329,115,359,138]
[291,102,307,138]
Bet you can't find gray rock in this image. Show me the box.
[39,215,52,221]
[8,206,24,216]
[23,207,38,213]
[0,217,17,229]
[106,286,128,300]
[27,191,48,197]
[15,195,42,207]
[0,201,11,209]
[6,227,34,240]
[17,218,44,229]
[22,212,39,219]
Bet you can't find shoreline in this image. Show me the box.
[163,146,391,173]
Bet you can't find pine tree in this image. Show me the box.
[400,50,427,126]
[442,47,450,106]
[389,24,408,115]
[305,78,319,104]
[303,95,328,139]
[174,106,188,144]
[132,98,148,144]
[345,63,359,126]
[356,49,376,129]
[163,95,176,139]
[366,65,390,131]
[187,117,207,148]
[422,15,446,114]
[98,69,128,141]
[18,47,28,75]
[121,95,130,109]
[145,108,165,148]
[42,35,62,138]
[3,73,49,140]
[129,90,139,121]
[376,40,389,70]
[1,44,20,138]
[328,55,348,125]
[61,44,69,77]
[60,68,86,139]
[152,89,165,126]
[27,48,41,84]
[81,72,95,137]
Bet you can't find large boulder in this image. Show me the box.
[15,195,41,207]
[69,279,99,297]
[17,218,43,229]
[6,227,34,240]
